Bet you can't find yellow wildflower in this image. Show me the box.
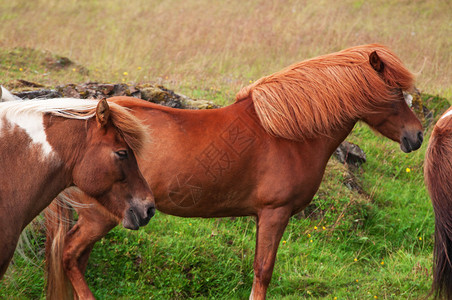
[406,168,411,173]
[123,72,128,76]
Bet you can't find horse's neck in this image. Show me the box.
[43,115,88,175]
[0,116,67,229]
[233,97,357,155]
[319,121,357,155]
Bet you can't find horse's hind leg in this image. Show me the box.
[63,204,118,300]
[250,207,291,300]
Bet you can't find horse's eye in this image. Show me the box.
[115,150,128,160]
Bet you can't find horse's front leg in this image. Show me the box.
[0,228,20,279]
[250,207,292,300]
[63,207,118,300]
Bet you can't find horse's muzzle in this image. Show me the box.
[123,202,155,230]
[400,130,423,153]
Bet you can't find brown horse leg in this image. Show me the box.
[63,205,118,300]
[250,207,291,300]
[0,229,20,279]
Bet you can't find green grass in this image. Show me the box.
[1,0,451,99]
[0,47,90,88]
[0,79,445,298]
[1,140,437,299]
[1,1,451,297]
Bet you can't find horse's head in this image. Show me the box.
[72,99,155,230]
[362,51,423,153]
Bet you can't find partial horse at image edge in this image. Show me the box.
[0,95,155,279]
[45,44,423,299]
[425,108,452,300]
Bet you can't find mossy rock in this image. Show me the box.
[8,81,219,110]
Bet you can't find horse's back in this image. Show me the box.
[128,98,329,217]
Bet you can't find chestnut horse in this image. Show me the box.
[425,107,452,300]
[0,93,155,279]
[46,44,423,299]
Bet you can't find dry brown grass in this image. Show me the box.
[0,0,451,102]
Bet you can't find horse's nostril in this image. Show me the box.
[147,206,155,218]
[402,136,408,145]
[418,131,424,143]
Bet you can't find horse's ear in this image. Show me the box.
[96,98,111,128]
[369,51,384,73]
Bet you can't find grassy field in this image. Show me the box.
[1,0,451,299]
[1,0,451,101]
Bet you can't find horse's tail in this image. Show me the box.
[425,117,452,300]
[45,192,75,300]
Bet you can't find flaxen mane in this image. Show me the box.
[105,102,149,157]
[236,44,414,141]
[0,99,148,156]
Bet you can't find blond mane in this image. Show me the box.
[107,102,149,157]
[236,44,414,141]
[0,99,148,156]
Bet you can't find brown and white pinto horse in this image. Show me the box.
[0,93,155,279]
[46,44,423,299]
[425,108,452,300]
